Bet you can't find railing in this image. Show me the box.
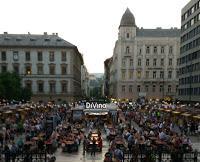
[123,150,200,162]
[0,151,47,162]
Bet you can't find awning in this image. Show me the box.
[181,113,191,117]
[172,111,181,114]
[86,112,108,116]
[193,115,200,119]
[164,109,172,112]
[4,110,12,114]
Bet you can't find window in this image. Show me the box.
[160,71,164,78]
[176,71,179,78]
[146,59,149,66]
[126,33,129,38]
[49,65,55,75]
[169,46,173,54]
[38,51,43,61]
[191,6,194,14]
[161,46,164,53]
[176,85,178,93]
[122,70,126,80]
[153,59,157,66]
[13,51,19,61]
[191,18,194,26]
[49,82,56,93]
[169,58,172,66]
[129,85,133,92]
[153,46,157,53]
[49,51,55,61]
[13,64,19,74]
[145,85,148,92]
[139,48,142,55]
[129,70,133,79]
[130,59,133,66]
[37,65,43,74]
[61,65,67,75]
[153,71,156,78]
[122,85,125,92]
[146,71,149,78]
[25,65,31,75]
[38,82,44,93]
[1,51,6,61]
[168,85,171,93]
[152,85,156,92]
[1,65,7,73]
[126,46,130,54]
[61,82,67,93]
[160,85,163,92]
[146,46,150,54]
[160,58,164,66]
[137,71,141,79]
[122,59,126,67]
[137,85,141,92]
[25,82,32,91]
[138,58,141,66]
[168,71,172,79]
[61,51,67,61]
[25,51,30,61]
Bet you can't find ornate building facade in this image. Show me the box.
[105,8,180,100]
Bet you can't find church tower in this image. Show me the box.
[118,8,137,40]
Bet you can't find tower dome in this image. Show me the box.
[120,8,136,27]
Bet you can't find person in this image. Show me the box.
[83,136,87,155]
[10,142,18,162]
[114,146,123,162]
[91,137,96,156]
[4,145,11,162]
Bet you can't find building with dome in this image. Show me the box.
[105,8,181,100]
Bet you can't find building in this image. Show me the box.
[104,57,112,97]
[105,8,180,100]
[81,65,89,97]
[0,32,83,102]
[88,73,104,98]
[179,0,200,102]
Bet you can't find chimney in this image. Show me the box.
[4,32,8,34]
[28,32,30,35]
[44,32,47,35]
[56,33,58,36]
[52,33,55,35]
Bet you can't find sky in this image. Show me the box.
[0,0,190,73]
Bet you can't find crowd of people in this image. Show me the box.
[0,103,69,161]
[104,101,200,162]
[0,99,200,162]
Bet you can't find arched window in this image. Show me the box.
[126,46,130,54]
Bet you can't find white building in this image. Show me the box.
[0,32,83,102]
[106,8,180,100]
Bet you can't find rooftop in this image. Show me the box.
[0,32,75,48]
[136,28,180,37]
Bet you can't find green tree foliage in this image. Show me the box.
[0,72,32,101]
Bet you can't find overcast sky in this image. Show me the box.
[0,0,190,73]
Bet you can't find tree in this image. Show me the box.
[0,72,32,101]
